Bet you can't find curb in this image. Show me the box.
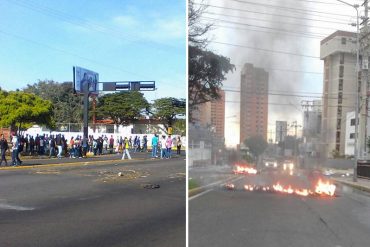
[188,175,242,198]
[189,187,205,197]
[0,157,148,171]
[333,179,370,193]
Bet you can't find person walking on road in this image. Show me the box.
[121,137,132,160]
[69,136,75,158]
[49,135,56,158]
[129,136,133,150]
[29,135,35,155]
[118,137,123,153]
[176,136,182,155]
[109,135,114,154]
[166,135,173,159]
[55,134,63,159]
[151,134,158,158]
[0,134,9,166]
[11,134,22,166]
[142,135,148,152]
[160,135,167,159]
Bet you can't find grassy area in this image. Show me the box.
[189,179,199,190]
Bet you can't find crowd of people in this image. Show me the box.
[0,133,183,166]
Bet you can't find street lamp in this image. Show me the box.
[336,0,359,182]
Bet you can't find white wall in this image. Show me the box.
[24,125,186,148]
[345,111,355,156]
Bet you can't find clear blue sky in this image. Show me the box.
[0,0,186,101]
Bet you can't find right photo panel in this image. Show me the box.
[188,0,370,246]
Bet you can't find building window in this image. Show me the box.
[339,66,344,78]
[350,118,356,126]
[341,37,346,44]
[338,92,343,104]
[338,79,343,91]
[358,79,361,93]
[350,133,355,139]
[340,53,344,64]
[336,144,340,152]
[337,119,341,129]
[337,106,342,116]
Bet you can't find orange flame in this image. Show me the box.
[244,185,254,191]
[234,165,257,174]
[315,179,336,196]
[294,189,310,197]
[225,183,235,190]
[273,183,310,196]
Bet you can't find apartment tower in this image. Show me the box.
[240,63,269,144]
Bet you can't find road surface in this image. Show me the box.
[189,168,370,247]
[0,158,185,247]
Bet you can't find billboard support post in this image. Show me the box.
[83,82,89,149]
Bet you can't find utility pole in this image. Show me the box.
[301,100,314,138]
[290,121,301,166]
[359,0,369,160]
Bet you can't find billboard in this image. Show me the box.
[73,66,99,95]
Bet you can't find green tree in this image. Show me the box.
[173,119,186,136]
[244,135,268,160]
[0,91,55,133]
[96,91,149,125]
[188,0,234,122]
[151,97,185,129]
[189,0,213,47]
[188,46,235,122]
[24,80,82,123]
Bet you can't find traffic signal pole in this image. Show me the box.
[83,82,89,149]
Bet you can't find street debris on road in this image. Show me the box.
[96,169,146,183]
[143,184,160,189]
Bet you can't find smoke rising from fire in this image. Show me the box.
[205,0,326,145]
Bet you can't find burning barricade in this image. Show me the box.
[233,164,258,175]
[227,180,336,197]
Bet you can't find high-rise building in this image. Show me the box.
[211,90,225,139]
[320,30,357,158]
[240,63,269,144]
[196,90,225,139]
[275,121,287,143]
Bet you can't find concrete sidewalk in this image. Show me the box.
[333,176,370,193]
[0,151,185,169]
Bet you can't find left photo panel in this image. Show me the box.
[0,0,186,246]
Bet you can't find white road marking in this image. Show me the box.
[0,203,34,211]
[189,189,213,201]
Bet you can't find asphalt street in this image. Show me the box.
[189,168,370,247]
[0,151,177,167]
[0,157,185,247]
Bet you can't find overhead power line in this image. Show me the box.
[210,24,325,40]
[225,100,354,108]
[201,16,330,38]
[224,87,357,96]
[232,64,323,75]
[5,0,179,52]
[0,29,146,78]
[196,3,351,25]
[273,0,343,5]
[210,41,320,59]
[222,87,356,96]
[222,0,353,18]
[204,12,339,31]
[223,88,348,99]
